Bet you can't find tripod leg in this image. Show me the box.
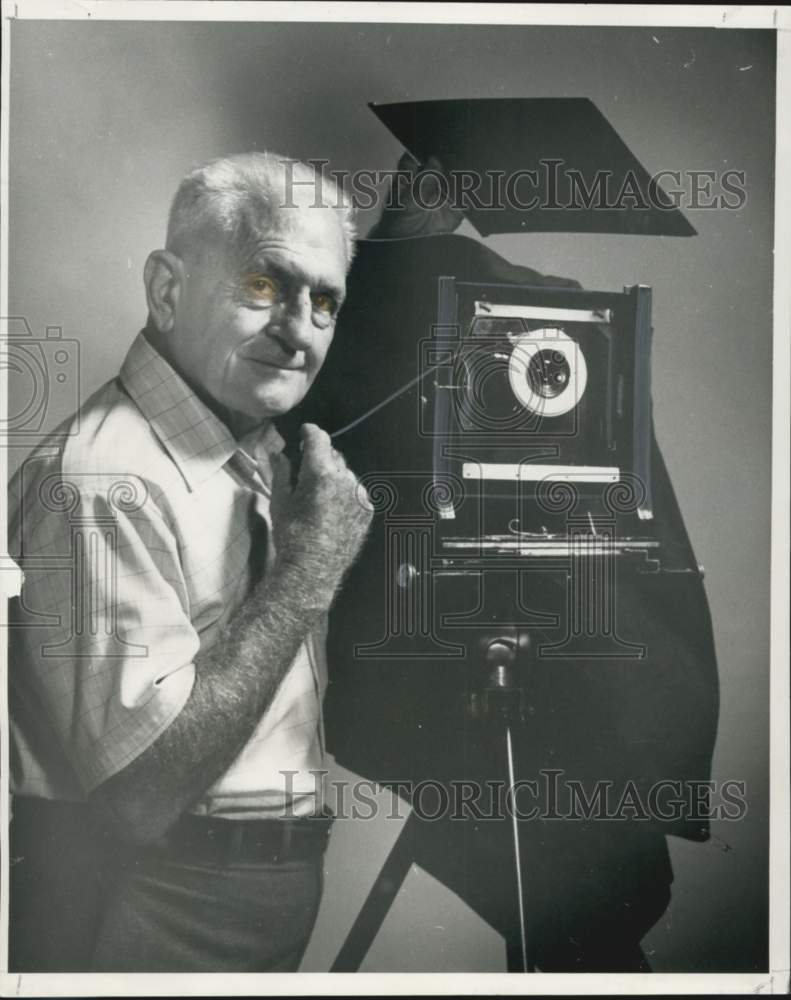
[505,724,534,972]
[331,819,416,971]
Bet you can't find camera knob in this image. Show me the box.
[485,639,517,669]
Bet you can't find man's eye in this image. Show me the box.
[246,276,279,302]
[313,292,337,315]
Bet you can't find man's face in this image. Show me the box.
[169,200,348,427]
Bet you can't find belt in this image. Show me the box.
[150,809,335,866]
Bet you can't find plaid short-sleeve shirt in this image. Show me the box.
[9,332,327,818]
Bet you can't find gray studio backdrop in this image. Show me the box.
[6,20,774,972]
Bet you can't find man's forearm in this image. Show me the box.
[89,562,333,845]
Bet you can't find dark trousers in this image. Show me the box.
[91,854,322,972]
[9,798,323,973]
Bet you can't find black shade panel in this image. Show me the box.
[370,98,696,237]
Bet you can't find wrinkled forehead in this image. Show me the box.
[232,197,347,267]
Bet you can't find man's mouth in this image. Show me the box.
[244,356,303,373]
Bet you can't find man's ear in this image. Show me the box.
[144,250,185,333]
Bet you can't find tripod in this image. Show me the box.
[331,631,534,973]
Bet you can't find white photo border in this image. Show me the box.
[0,3,788,995]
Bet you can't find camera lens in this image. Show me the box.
[527,349,571,399]
[508,328,587,418]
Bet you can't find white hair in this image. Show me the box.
[165,151,356,266]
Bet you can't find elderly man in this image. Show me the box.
[8,152,372,972]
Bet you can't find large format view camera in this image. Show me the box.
[300,270,674,670]
[424,277,659,567]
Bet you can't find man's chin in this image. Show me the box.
[243,390,305,422]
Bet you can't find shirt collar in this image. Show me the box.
[119,331,283,491]
[234,423,287,493]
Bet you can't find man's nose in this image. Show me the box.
[275,290,313,351]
